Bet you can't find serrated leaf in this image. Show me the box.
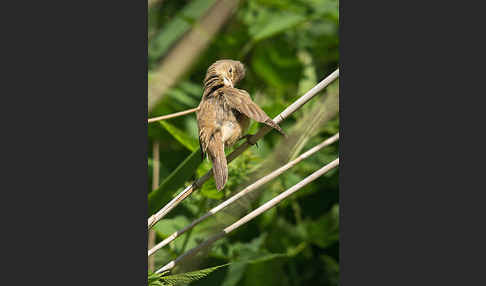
[151,237,306,286]
[148,149,202,216]
[159,121,199,152]
[148,271,165,286]
[160,264,229,285]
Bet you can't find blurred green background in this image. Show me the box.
[148,0,339,285]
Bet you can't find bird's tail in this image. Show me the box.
[208,132,228,191]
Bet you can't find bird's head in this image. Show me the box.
[204,59,245,88]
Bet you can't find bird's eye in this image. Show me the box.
[229,68,233,73]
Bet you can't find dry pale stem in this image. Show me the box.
[148,133,339,257]
[155,158,340,273]
[148,107,200,123]
[148,0,164,9]
[148,141,160,271]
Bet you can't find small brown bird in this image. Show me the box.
[196,59,286,190]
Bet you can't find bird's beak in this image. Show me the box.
[223,77,233,87]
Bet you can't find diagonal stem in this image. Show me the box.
[148,133,339,256]
[155,158,340,273]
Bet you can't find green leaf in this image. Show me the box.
[250,11,305,42]
[200,185,224,200]
[153,215,214,253]
[221,262,247,286]
[165,88,198,107]
[252,53,285,87]
[148,271,165,286]
[159,263,230,285]
[320,254,339,286]
[153,216,190,237]
[222,253,290,286]
[306,204,339,248]
[220,234,306,286]
[148,148,202,216]
[250,42,302,89]
[179,81,203,97]
[303,0,339,17]
[196,160,224,199]
[159,121,199,152]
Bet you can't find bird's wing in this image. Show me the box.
[221,87,286,136]
[196,97,223,159]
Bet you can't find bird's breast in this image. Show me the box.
[220,109,249,147]
[221,121,237,142]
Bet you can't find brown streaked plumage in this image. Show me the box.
[196,59,286,190]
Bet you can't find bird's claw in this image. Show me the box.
[239,134,258,147]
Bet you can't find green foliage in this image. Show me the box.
[306,204,339,248]
[248,11,306,42]
[148,149,202,216]
[149,0,339,284]
[148,271,166,286]
[149,264,228,286]
[148,0,217,66]
[160,121,199,152]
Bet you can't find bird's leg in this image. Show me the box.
[238,134,258,147]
